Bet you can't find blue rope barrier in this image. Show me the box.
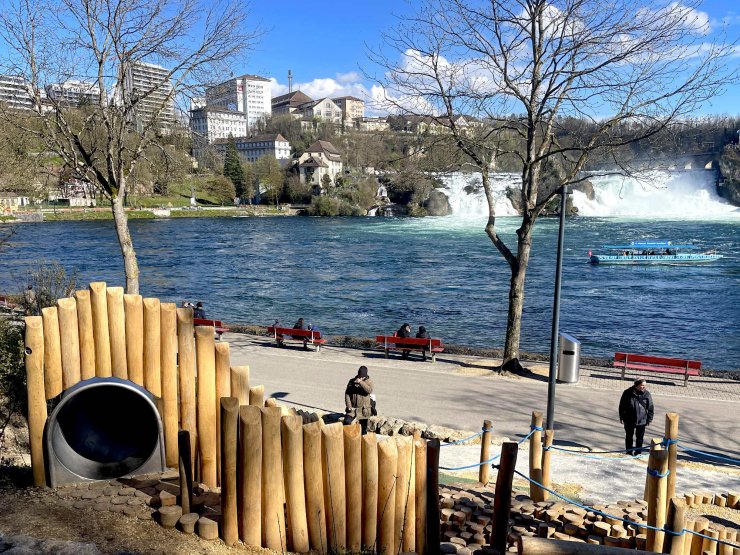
[440,428,486,447]
[530,425,544,431]
[440,427,536,471]
[677,444,740,465]
[661,437,678,446]
[545,444,650,460]
[646,468,670,478]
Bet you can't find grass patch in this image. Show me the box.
[44,209,155,221]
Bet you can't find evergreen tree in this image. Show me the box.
[223,136,246,200]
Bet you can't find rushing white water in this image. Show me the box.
[440,170,740,219]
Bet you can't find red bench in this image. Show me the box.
[376,335,444,362]
[268,326,326,351]
[194,318,230,340]
[614,352,700,387]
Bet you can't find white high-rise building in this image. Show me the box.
[0,75,34,110]
[45,80,103,106]
[123,61,175,130]
[205,74,271,131]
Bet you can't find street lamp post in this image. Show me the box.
[546,185,569,431]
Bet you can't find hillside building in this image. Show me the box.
[190,107,249,160]
[213,134,291,164]
[205,74,271,131]
[271,90,313,116]
[333,96,365,125]
[0,75,34,110]
[122,61,176,130]
[298,140,343,186]
[45,80,103,106]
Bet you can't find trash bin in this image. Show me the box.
[557,333,581,383]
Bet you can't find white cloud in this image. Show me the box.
[669,2,711,34]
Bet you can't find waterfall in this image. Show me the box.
[439,170,739,219]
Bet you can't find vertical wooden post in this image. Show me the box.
[143,298,161,396]
[426,439,441,555]
[41,307,62,399]
[123,294,143,386]
[377,437,398,555]
[646,445,669,552]
[665,497,687,555]
[405,438,417,553]
[89,282,111,377]
[195,326,217,488]
[665,413,679,505]
[221,398,239,546]
[479,419,493,485]
[177,308,197,468]
[414,437,428,555]
[322,422,347,552]
[74,289,95,380]
[178,430,193,515]
[249,384,265,407]
[541,429,555,501]
[362,433,379,552]
[231,365,250,406]
[57,297,81,390]
[261,406,286,551]
[283,414,309,553]
[239,405,262,547]
[106,287,127,380]
[344,423,363,553]
[395,435,414,554]
[160,303,178,467]
[529,411,544,502]
[645,437,661,501]
[24,316,46,486]
[492,442,518,555]
[215,342,231,485]
[690,518,709,555]
[304,421,327,553]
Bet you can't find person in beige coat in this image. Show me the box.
[344,366,374,434]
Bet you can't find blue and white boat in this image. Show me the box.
[589,241,722,265]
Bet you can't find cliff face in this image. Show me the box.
[718,146,740,206]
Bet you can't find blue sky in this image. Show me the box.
[243,0,740,116]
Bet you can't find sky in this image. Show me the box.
[242,0,740,117]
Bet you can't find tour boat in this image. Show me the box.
[589,241,722,265]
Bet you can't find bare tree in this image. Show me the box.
[373,0,735,368]
[0,0,259,293]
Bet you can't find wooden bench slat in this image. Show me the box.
[614,351,701,386]
[616,362,700,376]
[267,326,326,351]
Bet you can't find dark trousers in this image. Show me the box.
[624,423,646,456]
[358,418,368,435]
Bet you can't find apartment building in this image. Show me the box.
[356,116,390,132]
[0,75,34,110]
[271,90,313,116]
[333,96,365,124]
[296,98,342,125]
[213,134,291,164]
[123,61,176,130]
[45,80,103,106]
[298,140,343,185]
[205,74,271,131]
[190,107,249,160]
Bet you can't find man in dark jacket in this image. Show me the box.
[619,378,654,456]
[344,366,374,434]
[397,322,412,358]
[416,325,430,361]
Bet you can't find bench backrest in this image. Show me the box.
[615,352,701,370]
[376,335,443,348]
[269,326,322,340]
[194,317,224,327]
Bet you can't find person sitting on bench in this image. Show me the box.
[416,325,431,361]
[397,322,412,359]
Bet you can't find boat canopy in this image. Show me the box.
[602,241,698,250]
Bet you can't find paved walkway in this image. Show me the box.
[225,334,740,460]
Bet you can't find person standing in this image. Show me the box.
[23,284,37,316]
[397,322,412,359]
[344,366,374,434]
[619,378,654,456]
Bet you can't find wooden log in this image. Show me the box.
[178,430,193,515]
[262,406,286,551]
[249,384,264,407]
[123,294,143,386]
[665,497,687,555]
[57,297,81,390]
[395,435,414,554]
[198,517,219,541]
[322,422,347,552]
[230,365,250,406]
[89,282,111,377]
[106,287,127,380]
[726,492,739,509]
[74,289,95,380]
[239,405,262,547]
[344,423,362,553]
[646,445,669,552]
[665,413,679,505]
[177,308,197,467]
[377,437,398,555]
[414,437,427,555]
[426,439,441,555]
[405,437,416,553]
[283,414,309,553]
[160,302,178,467]
[195,326,217,488]
[529,412,544,502]
[24,316,46,486]
[215,342,231,486]
[41,307,62,399]
[143,298,161,396]
[691,518,709,555]
[479,419,492,485]
[362,433,379,552]
[681,519,695,555]
[700,529,718,554]
[221,398,239,546]
[304,421,328,552]
[520,536,658,554]
[492,442,519,554]
[541,429,555,502]
[645,437,662,501]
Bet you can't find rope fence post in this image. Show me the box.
[492,442,518,554]
[664,413,679,506]
[541,429,554,502]
[645,443,669,552]
[426,438,441,555]
[664,496,686,555]
[478,420,492,485]
[529,412,544,502]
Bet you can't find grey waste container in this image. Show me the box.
[557,333,581,383]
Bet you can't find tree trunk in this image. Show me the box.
[503,218,534,365]
[111,194,140,294]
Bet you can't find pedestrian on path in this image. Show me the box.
[344,365,374,434]
[619,378,654,456]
